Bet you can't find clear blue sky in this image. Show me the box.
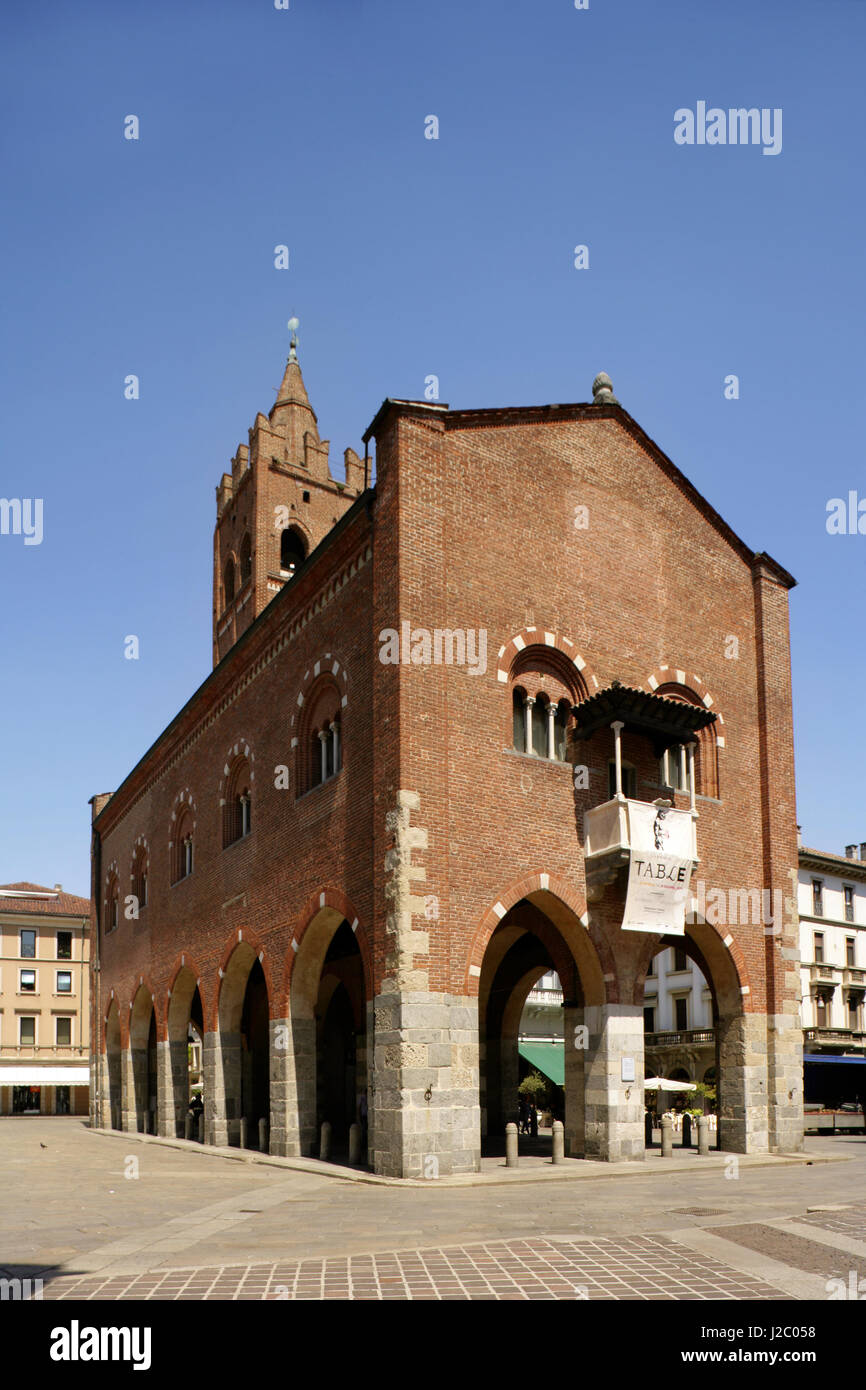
[1,0,863,897]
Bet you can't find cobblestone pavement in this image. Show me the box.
[3,1120,865,1301]
[34,1234,792,1301]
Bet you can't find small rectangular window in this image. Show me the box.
[57,931,72,960]
[56,1017,72,1046]
[20,1017,36,1045]
[816,995,827,1028]
[675,997,688,1030]
[812,879,824,916]
[847,938,856,968]
[844,886,855,923]
[814,932,824,963]
[20,930,36,958]
[56,971,72,994]
[20,969,36,992]
[643,1006,655,1032]
[673,947,688,973]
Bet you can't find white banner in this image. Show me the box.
[626,800,694,858]
[622,851,692,935]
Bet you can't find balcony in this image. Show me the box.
[645,1029,715,1048]
[584,796,697,896]
[810,963,840,988]
[843,968,866,988]
[804,1027,866,1051]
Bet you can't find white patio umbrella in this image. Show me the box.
[644,1076,695,1092]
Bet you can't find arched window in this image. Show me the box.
[507,646,582,763]
[131,847,148,910]
[224,558,236,607]
[224,756,252,847]
[280,527,307,578]
[173,808,194,883]
[512,687,527,753]
[239,533,252,586]
[105,874,119,933]
[655,683,720,799]
[302,682,343,794]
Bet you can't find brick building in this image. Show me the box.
[90,335,804,1176]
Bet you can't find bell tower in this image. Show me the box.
[212,319,367,665]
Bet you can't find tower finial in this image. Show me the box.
[287,315,299,363]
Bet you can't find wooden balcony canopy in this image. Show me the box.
[570,683,717,755]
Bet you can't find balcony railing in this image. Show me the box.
[584,797,697,861]
[645,1029,715,1048]
[804,1027,866,1047]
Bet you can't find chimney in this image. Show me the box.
[846,845,857,859]
[796,825,803,849]
[53,883,62,892]
[861,843,866,861]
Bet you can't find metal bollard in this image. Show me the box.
[239,1117,248,1150]
[198,1113,205,1144]
[320,1120,332,1161]
[184,1114,192,1141]
[259,1118,269,1153]
[697,1114,710,1155]
[348,1122,362,1165]
[660,1115,673,1158]
[551,1120,564,1164]
[682,1112,692,1149]
[505,1121,519,1168]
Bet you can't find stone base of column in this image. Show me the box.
[768,1011,804,1152]
[371,992,480,1179]
[718,1012,769,1154]
[582,1004,645,1162]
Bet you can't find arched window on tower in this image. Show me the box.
[239,534,252,586]
[224,558,236,608]
[302,681,343,794]
[280,527,307,579]
[508,646,582,763]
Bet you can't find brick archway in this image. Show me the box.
[496,628,598,694]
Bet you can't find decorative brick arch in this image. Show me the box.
[168,788,198,853]
[218,738,255,804]
[464,872,610,1004]
[212,927,275,1031]
[166,952,207,1007]
[128,836,149,885]
[128,975,162,1042]
[280,886,371,1013]
[496,628,598,694]
[644,665,725,740]
[290,653,349,737]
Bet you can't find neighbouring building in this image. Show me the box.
[89,330,803,1176]
[798,841,866,1109]
[0,883,91,1116]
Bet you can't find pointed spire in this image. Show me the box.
[274,316,312,411]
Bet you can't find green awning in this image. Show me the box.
[519,1042,564,1087]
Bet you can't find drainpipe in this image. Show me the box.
[91,822,102,1128]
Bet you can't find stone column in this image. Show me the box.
[202,1028,231,1147]
[269,1014,313,1157]
[717,1011,768,1153]
[371,992,480,1178]
[120,1046,137,1132]
[582,1003,644,1161]
[155,1038,179,1137]
[768,1007,804,1153]
[524,696,535,755]
[563,1003,585,1157]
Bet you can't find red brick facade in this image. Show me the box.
[91,353,803,1176]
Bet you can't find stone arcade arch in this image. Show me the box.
[287,905,368,1160]
[215,943,271,1149]
[128,986,157,1133]
[473,881,608,1161]
[635,917,755,1153]
[104,999,122,1131]
[165,965,204,1138]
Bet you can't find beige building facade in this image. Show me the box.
[0,884,91,1116]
